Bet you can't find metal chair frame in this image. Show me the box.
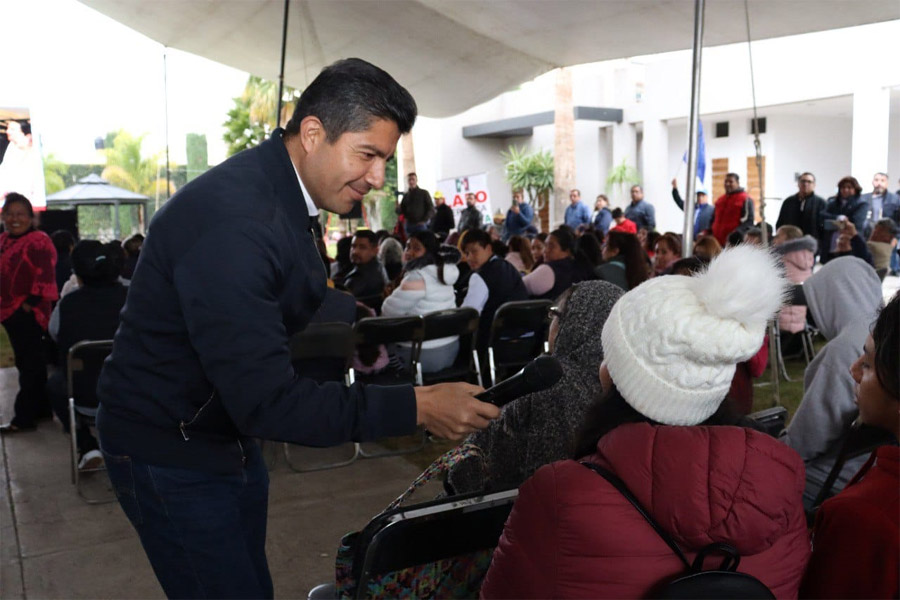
[420,307,482,387]
[352,316,427,458]
[283,322,360,472]
[67,339,115,504]
[487,300,552,385]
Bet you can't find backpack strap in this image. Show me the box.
[580,461,690,568]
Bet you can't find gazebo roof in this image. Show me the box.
[46,173,150,206]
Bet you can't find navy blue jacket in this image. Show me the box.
[671,188,714,237]
[624,199,656,230]
[97,130,415,474]
[504,203,534,239]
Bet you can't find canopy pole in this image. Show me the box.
[682,0,705,257]
[276,0,290,128]
[163,47,171,210]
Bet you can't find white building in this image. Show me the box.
[409,20,900,234]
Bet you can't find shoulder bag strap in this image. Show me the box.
[580,461,690,568]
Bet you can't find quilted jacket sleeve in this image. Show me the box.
[481,464,558,599]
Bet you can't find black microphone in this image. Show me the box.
[475,355,564,408]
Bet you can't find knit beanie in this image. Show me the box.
[600,245,788,426]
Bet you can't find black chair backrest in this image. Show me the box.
[355,315,425,346]
[67,340,115,409]
[746,406,787,438]
[489,300,551,381]
[354,489,518,598]
[289,322,355,384]
[423,307,478,343]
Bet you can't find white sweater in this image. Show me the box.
[381,263,459,349]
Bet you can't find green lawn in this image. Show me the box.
[0,326,12,368]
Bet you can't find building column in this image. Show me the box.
[851,87,890,183]
[641,118,670,231]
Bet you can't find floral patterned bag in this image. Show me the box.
[334,443,502,599]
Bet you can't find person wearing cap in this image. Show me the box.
[671,177,714,239]
[429,189,455,237]
[481,245,811,599]
[503,189,534,241]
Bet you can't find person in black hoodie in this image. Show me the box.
[94,58,499,599]
[429,190,455,236]
[47,240,127,469]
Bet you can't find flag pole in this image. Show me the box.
[682,0,705,257]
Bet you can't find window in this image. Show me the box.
[715,122,729,138]
[750,117,767,135]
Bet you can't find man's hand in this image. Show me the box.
[415,382,500,440]
[511,204,520,214]
[843,221,857,238]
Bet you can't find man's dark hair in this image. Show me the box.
[875,218,899,236]
[407,172,416,178]
[51,230,75,254]
[352,230,379,248]
[611,207,624,219]
[875,172,888,179]
[284,58,417,142]
[799,172,816,182]
[726,172,740,182]
[631,185,643,192]
[462,228,492,250]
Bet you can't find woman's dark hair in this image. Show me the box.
[572,385,745,459]
[2,192,34,217]
[507,235,535,271]
[123,233,144,256]
[872,292,899,400]
[71,240,122,286]
[549,227,576,255]
[575,232,603,267]
[404,230,460,285]
[606,231,650,290]
[536,232,548,243]
[51,230,75,255]
[284,58,417,141]
[727,230,745,247]
[491,239,508,258]
[670,256,708,276]
[644,230,661,253]
[836,176,863,196]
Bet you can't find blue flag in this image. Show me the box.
[682,121,707,183]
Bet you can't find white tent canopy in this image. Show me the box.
[80,0,899,117]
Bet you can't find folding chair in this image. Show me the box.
[284,322,360,472]
[67,339,115,504]
[487,299,552,385]
[807,418,897,523]
[420,307,482,387]
[352,316,427,458]
[747,406,788,438]
[310,488,519,600]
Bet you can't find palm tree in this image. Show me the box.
[223,76,299,156]
[100,130,175,199]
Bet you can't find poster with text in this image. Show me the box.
[1,108,46,210]
[436,172,492,229]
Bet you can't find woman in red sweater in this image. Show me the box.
[481,246,810,599]
[800,292,899,599]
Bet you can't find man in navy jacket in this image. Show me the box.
[96,58,498,599]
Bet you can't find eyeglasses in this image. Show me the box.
[549,306,563,319]
[798,179,814,184]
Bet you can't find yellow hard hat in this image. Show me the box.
[434,190,444,199]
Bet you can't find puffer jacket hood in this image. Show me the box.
[595,423,804,556]
[481,422,811,599]
[773,235,817,257]
[803,256,882,340]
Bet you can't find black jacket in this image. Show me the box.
[430,204,455,235]
[776,193,825,239]
[97,130,415,474]
[458,206,484,233]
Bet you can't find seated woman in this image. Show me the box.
[481,246,810,599]
[504,235,535,274]
[595,230,649,291]
[522,228,593,300]
[446,281,624,495]
[653,232,682,275]
[800,293,899,599]
[381,230,460,373]
[773,225,816,339]
[47,241,128,470]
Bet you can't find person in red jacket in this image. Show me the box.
[710,172,754,246]
[800,292,899,599]
[608,207,637,234]
[481,245,811,599]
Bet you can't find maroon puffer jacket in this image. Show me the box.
[481,422,810,599]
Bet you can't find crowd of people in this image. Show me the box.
[0,54,897,599]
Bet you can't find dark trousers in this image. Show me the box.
[102,443,273,599]
[2,308,49,428]
[47,371,98,457]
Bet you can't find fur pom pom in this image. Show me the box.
[689,245,789,328]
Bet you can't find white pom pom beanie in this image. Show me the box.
[600,245,789,426]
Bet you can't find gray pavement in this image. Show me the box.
[0,367,433,599]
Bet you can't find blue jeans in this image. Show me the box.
[404,221,428,236]
[103,443,273,599]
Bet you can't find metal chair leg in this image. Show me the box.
[774,330,793,382]
[472,351,483,388]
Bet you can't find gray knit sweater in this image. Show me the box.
[445,280,624,495]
